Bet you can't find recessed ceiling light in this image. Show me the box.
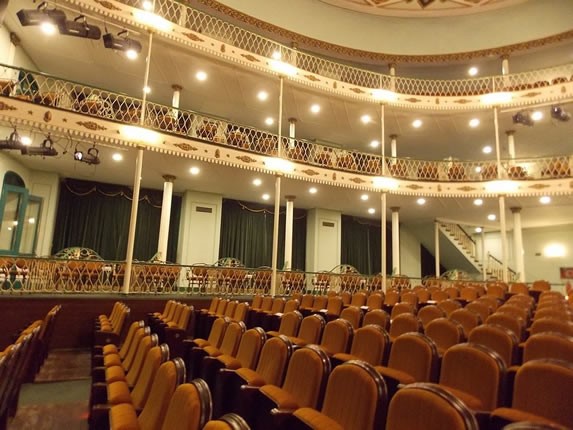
[271,51,281,60]
[468,67,478,76]
[262,193,270,201]
[416,198,426,205]
[112,153,123,162]
[189,166,200,175]
[475,227,483,233]
[252,178,262,186]
[361,114,371,124]
[469,118,480,128]
[41,22,57,35]
[474,198,483,206]
[310,104,320,113]
[487,213,497,221]
[368,208,375,214]
[257,91,268,101]
[370,140,380,148]
[143,86,151,94]
[531,110,543,121]
[195,71,207,81]
[539,196,551,204]
[482,145,492,154]
[265,117,274,126]
[142,0,153,10]
[412,119,423,128]
[361,194,369,201]
[309,187,317,194]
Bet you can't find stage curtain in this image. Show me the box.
[219,199,306,270]
[51,178,181,262]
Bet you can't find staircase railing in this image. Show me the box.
[487,253,518,281]
[439,221,478,263]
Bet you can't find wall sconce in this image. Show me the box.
[74,145,100,165]
[550,106,571,122]
[103,30,142,59]
[21,135,58,156]
[60,15,101,40]
[17,2,66,30]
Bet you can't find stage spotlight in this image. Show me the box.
[550,105,571,122]
[74,145,100,165]
[103,31,142,59]
[21,135,57,156]
[0,128,25,150]
[60,15,101,40]
[512,111,534,127]
[17,3,66,30]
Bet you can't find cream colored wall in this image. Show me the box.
[0,24,36,70]
[400,226,422,280]
[217,0,573,56]
[306,208,341,273]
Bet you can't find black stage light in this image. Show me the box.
[17,3,66,28]
[21,135,57,156]
[103,31,142,58]
[74,145,100,165]
[0,128,25,150]
[550,105,571,122]
[60,15,101,40]
[512,111,534,127]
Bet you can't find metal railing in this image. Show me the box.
[2,64,572,183]
[115,0,573,97]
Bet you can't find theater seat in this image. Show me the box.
[160,379,212,430]
[332,324,389,367]
[522,332,573,363]
[386,383,479,430]
[203,413,250,430]
[287,314,326,347]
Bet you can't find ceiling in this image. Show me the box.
[2,0,573,231]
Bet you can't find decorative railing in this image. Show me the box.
[114,0,573,97]
[487,253,518,282]
[1,64,571,183]
[439,221,478,263]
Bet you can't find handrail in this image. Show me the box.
[1,63,572,183]
[456,224,476,246]
[487,253,518,279]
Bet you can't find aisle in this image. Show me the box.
[8,349,91,430]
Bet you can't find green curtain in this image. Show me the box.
[219,199,306,270]
[51,178,181,262]
[341,215,392,275]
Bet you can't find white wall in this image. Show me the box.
[400,226,422,280]
[306,208,341,273]
[0,24,36,71]
[177,190,222,265]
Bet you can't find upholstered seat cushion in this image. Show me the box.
[203,345,222,357]
[235,368,265,387]
[107,381,133,405]
[103,344,119,356]
[293,407,344,430]
[441,386,484,411]
[332,352,355,363]
[106,365,127,384]
[104,353,123,368]
[375,366,416,385]
[202,421,231,430]
[109,403,140,430]
[492,407,567,427]
[193,338,210,348]
[260,384,299,410]
[216,354,242,370]
[287,336,308,346]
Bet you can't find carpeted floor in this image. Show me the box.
[8,349,91,430]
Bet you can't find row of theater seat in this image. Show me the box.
[0,305,61,429]
[95,302,131,347]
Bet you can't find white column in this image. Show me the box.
[381,192,387,292]
[157,175,175,261]
[493,106,502,178]
[501,55,510,88]
[391,207,400,275]
[171,84,181,108]
[284,195,295,270]
[388,63,396,92]
[481,229,487,281]
[434,221,440,278]
[288,117,296,149]
[499,195,509,282]
[506,130,516,160]
[511,207,525,282]
[390,134,398,158]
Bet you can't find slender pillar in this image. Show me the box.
[388,63,396,92]
[288,118,296,149]
[493,106,502,178]
[284,195,295,270]
[506,130,516,161]
[171,84,182,108]
[501,55,510,88]
[157,175,176,261]
[390,134,398,159]
[391,207,400,275]
[499,195,509,282]
[481,229,487,281]
[270,75,284,296]
[511,207,525,282]
[122,30,154,294]
[434,221,440,278]
[381,192,387,292]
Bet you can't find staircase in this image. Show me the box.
[437,220,518,281]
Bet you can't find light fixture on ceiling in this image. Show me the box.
[60,15,101,40]
[550,105,571,122]
[73,144,100,164]
[22,134,57,156]
[482,146,492,154]
[262,193,270,201]
[195,71,207,81]
[360,114,371,124]
[468,67,478,77]
[469,118,480,128]
[473,198,483,206]
[368,208,375,214]
[475,227,483,233]
[257,91,268,101]
[103,30,142,59]
[360,194,369,201]
[416,198,426,205]
[265,117,274,126]
[539,196,551,204]
[512,111,534,127]
[252,178,262,186]
[487,214,497,221]
[112,153,123,162]
[309,187,317,194]
[310,104,320,114]
[189,166,200,175]
[0,128,26,150]
[412,119,423,128]
[17,3,66,30]
[370,140,379,148]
